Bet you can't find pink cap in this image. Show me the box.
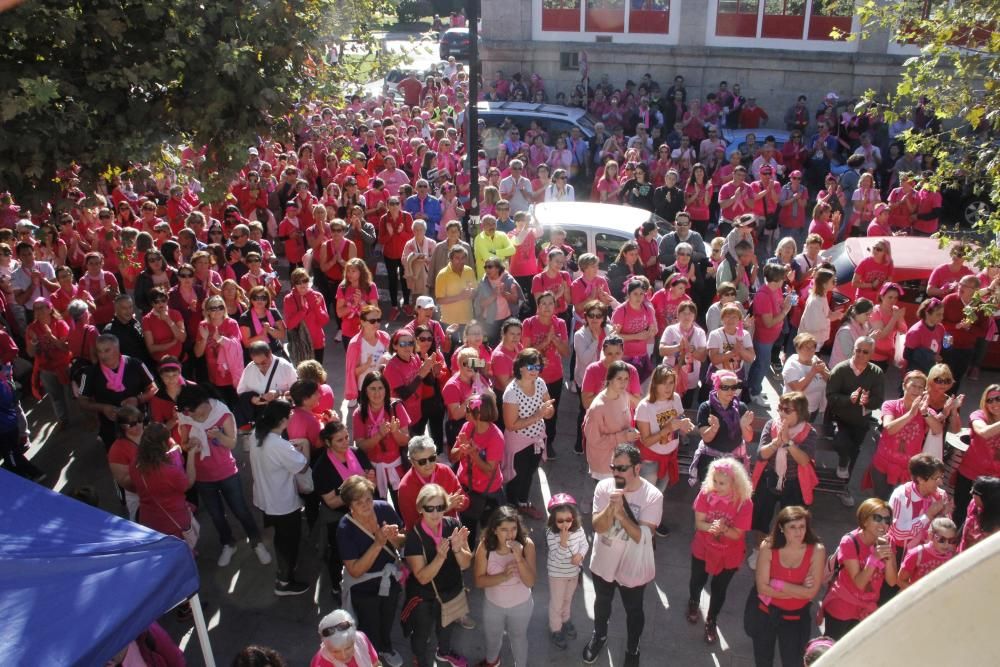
[547,493,577,510]
[874,202,889,214]
[789,170,803,179]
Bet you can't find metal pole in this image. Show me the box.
[466,0,480,233]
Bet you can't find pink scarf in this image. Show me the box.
[328,447,365,481]
[251,307,275,336]
[420,518,444,547]
[101,359,126,392]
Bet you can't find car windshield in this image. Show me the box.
[576,112,599,133]
[824,242,856,287]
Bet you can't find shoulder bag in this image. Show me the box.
[417,523,470,627]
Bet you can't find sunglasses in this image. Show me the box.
[932,534,960,546]
[555,518,574,525]
[364,318,381,324]
[321,621,353,637]
[417,336,434,342]
[208,305,225,312]
[397,340,415,347]
[870,513,892,524]
[422,503,447,513]
[610,464,633,473]
[525,363,543,372]
[251,295,269,302]
[985,395,1000,404]
[779,406,796,415]
[720,383,742,391]
[586,312,603,319]
[413,454,437,466]
[178,273,194,278]
[933,377,954,385]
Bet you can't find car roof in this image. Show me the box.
[531,202,649,236]
[843,236,966,282]
[477,101,588,122]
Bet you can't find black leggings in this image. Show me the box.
[264,508,302,583]
[505,445,541,506]
[385,257,409,308]
[750,603,812,667]
[823,614,859,641]
[688,556,738,621]
[412,397,445,452]
[592,574,646,654]
[314,346,325,364]
[409,597,457,667]
[545,379,563,455]
[953,473,975,529]
[352,582,401,653]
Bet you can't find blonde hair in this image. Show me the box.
[701,457,753,505]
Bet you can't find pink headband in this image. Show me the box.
[547,493,577,510]
[467,396,482,411]
[925,297,942,310]
[805,637,835,653]
[159,362,182,372]
[879,282,904,298]
[713,460,735,475]
[712,370,738,392]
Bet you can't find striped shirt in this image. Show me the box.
[546,527,590,578]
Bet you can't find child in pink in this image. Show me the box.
[898,517,958,589]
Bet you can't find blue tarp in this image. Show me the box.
[0,468,199,666]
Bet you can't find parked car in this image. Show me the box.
[439,27,477,60]
[826,235,998,368]
[529,201,649,274]
[477,101,598,158]
[721,128,791,161]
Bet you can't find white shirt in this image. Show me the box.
[635,394,685,455]
[10,260,55,305]
[707,327,753,372]
[498,175,533,213]
[249,432,307,515]
[236,356,298,396]
[659,323,707,390]
[589,477,662,587]
[782,353,827,414]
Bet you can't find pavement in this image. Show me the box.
[20,317,998,666]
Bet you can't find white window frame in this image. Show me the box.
[705,0,860,52]
[532,0,681,45]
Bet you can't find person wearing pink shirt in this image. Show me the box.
[571,253,617,323]
[285,267,331,363]
[277,200,307,270]
[717,166,753,234]
[532,248,573,326]
[887,454,951,561]
[684,164,714,236]
[807,201,840,250]
[954,385,1000,526]
[868,282,908,370]
[898,516,958,589]
[913,172,943,236]
[865,202,892,237]
[849,172,882,234]
[851,239,894,304]
[868,372,943,499]
[886,172,918,231]
[777,170,809,249]
[379,197,414,318]
[903,298,946,375]
[352,371,411,505]
[747,264,794,406]
[649,273,690,339]
[941,274,991,390]
[926,241,974,298]
[522,292,569,457]
[686,457,753,645]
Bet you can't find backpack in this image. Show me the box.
[822,532,861,586]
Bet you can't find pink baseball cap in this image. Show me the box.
[547,493,577,510]
[789,170,803,179]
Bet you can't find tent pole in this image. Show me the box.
[189,593,216,667]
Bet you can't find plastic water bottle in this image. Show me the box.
[943,333,953,350]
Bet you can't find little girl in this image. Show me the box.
[897,517,958,589]
[545,493,589,650]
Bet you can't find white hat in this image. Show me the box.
[248,147,259,156]
[415,295,436,310]
[825,92,839,101]
[318,609,357,650]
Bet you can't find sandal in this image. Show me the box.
[704,618,718,645]
[686,599,700,625]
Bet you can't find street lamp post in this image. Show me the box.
[465,0,480,234]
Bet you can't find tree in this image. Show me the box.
[0,0,396,207]
[826,0,999,317]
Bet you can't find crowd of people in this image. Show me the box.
[2,62,1000,667]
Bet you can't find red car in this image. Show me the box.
[825,236,999,369]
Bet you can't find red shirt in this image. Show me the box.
[853,257,893,304]
[807,218,835,249]
[384,354,424,424]
[531,270,573,314]
[718,180,753,220]
[752,284,784,345]
[521,315,568,383]
[581,360,641,397]
[396,463,465,531]
[379,212,414,261]
[141,309,185,361]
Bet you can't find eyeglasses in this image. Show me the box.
[417,336,434,342]
[525,363,543,372]
[676,252,691,257]
[931,534,960,546]
[933,377,954,385]
[609,464,633,473]
[208,305,225,312]
[412,454,437,466]
[397,340,415,347]
[586,312,603,319]
[870,513,892,524]
[779,406,796,415]
[422,503,447,513]
[364,318,381,324]
[675,221,690,227]
[986,395,1000,405]
[321,621,353,637]
[251,295,269,302]
[719,383,742,391]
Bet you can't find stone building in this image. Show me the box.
[481,1,922,116]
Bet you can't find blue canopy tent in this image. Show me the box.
[0,469,215,666]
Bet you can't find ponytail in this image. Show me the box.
[254,399,292,447]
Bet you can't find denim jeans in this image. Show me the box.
[197,473,262,546]
[748,339,775,398]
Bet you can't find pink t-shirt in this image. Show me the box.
[522,315,568,384]
[571,275,611,314]
[507,230,539,277]
[899,543,952,587]
[442,374,475,410]
[383,354,424,424]
[824,530,885,620]
[684,181,713,220]
[336,283,380,338]
[927,263,973,295]
[869,305,907,362]
[581,360,641,397]
[351,402,411,465]
[649,290,686,335]
[610,301,656,358]
[808,218,835,249]
[491,343,522,382]
[904,320,944,356]
[853,256,893,303]
[288,406,322,451]
[872,399,928,484]
[455,422,504,493]
[691,490,752,571]
[532,270,573,314]
[866,219,891,236]
[752,284,784,345]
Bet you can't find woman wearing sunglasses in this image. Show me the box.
[898,516,959,590]
[312,609,379,667]
[194,295,243,404]
[398,435,466,532]
[285,268,331,364]
[239,285,287,358]
[107,406,145,521]
[693,370,754,483]
[403,483,473,667]
[953,384,1000,527]
[818,498,898,640]
[384,329,431,432]
[312,421,375,605]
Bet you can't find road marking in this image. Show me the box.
[227,570,240,595]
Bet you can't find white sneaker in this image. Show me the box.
[333,331,343,342]
[566,380,579,394]
[217,544,237,567]
[253,542,272,565]
[836,465,850,480]
[840,492,856,507]
[348,399,357,409]
[751,394,768,407]
[379,650,403,667]
[747,548,759,570]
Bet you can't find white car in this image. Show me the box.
[529,201,651,275]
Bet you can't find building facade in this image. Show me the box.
[482,1,919,116]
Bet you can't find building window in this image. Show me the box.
[539,0,671,35]
[559,51,581,70]
[808,0,852,40]
[716,0,760,38]
[762,0,805,39]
